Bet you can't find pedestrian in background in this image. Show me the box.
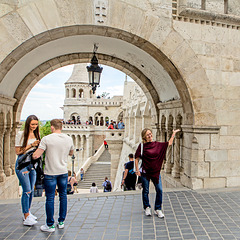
[121,153,136,191]
[102,177,112,192]
[90,182,99,193]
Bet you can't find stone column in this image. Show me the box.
[4,127,12,176]
[10,125,17,174]
[171,133,181,178]
[86,135,93,158]
[171,115,182,178]
[134,116,142,143]
[129,114,134,141]
[0,132,6,182]
[124,115,129,138]
[105,130,124,188]
[80,140,84,166]
[164,129,173,173]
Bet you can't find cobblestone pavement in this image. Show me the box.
[1,188,240,240]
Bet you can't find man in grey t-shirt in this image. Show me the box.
[33,119,74,232]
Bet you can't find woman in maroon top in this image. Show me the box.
[135,128,180,218]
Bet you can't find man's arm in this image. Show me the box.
[121,169,129,185]
[32,148,45,159]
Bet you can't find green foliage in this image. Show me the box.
[40,121,51,138]
[20,122,25,131]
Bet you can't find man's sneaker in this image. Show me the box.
[40,224,55,232]
[58,222,64,229]
[23,215,37,226]
[145,207,152,216]
[29,212,37,220]
[154,209,164,218]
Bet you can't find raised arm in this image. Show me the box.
[168,129,181,146]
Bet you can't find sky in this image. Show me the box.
[20,65,130,121]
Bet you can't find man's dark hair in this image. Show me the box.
[128,153,134,158]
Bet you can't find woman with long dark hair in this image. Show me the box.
[15,115,41,226]
[135,128,180,218]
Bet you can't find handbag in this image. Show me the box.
[16,149,36,170]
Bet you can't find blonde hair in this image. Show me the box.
[50,119,62,130]
[141,128,152,143]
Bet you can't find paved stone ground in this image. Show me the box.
[1,188,240,240]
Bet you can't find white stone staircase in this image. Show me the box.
[77,149,111,189]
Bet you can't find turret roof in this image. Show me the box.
[66,64,89,83]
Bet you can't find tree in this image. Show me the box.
[39,121,51,138]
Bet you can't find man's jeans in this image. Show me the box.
[44,173,68,226]
[15,157,36,214]
[141,173,163,210]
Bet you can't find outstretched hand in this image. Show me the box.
[173,129,180,135]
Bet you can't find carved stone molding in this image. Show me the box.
[172,0,240,30]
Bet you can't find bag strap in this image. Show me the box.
[140,143,143,157]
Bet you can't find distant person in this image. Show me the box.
[135,128,180,218]
[80,168,84,181]
[33,119,74,232]
[67,170,77,194]
[108,123,114,129]
[117,120,125,129]
[15,115,41,226]
[104,140,108,149]
[90,182,99,193]
[121,153,136,191]
[102,177,112,192]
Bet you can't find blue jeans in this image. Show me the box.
[141,173,163,210]
[44,173,68,226]
[80,174,84,180]
[15,156,36,214]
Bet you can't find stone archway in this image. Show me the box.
[1,0,232,198]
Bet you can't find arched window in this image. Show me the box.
[79,89,84,98]
[71,88,76,98]
[94,112,103,126]
[90,90,93,98]
[66,88,69,98]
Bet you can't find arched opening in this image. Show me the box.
[71,88,76,98]
[0,24,218,194]
[79,89,84,98]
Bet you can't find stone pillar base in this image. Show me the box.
[0,171,6,182]
[164,163,173,174]
[171,168,180,178]
[4,167,12,177]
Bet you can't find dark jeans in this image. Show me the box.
[15,157,36,214]
[141,173,163,210]
[44,173,68,226]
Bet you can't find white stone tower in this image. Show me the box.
[64,64,95,123]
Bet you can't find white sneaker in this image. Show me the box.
[58,222,64,229]
[23,215,37,226]
[29,212,37,220]
[154,209,164,218]
[40,224,55,232]
[145,207,151,216]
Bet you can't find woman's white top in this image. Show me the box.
[15,131,36,153]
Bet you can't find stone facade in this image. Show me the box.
[0,0,240,198]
